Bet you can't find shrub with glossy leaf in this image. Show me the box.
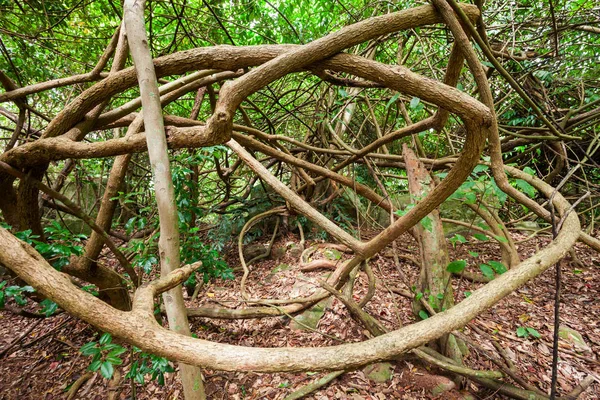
[79,333,126,379]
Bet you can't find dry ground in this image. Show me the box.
[1,231,599,399]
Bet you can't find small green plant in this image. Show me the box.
[125,347,175,385]
[0,281,34,307]
[39,298,58,316]
[79,333,126,379]
[449,233,467,247]
[516,326,541,339]
[479,260,507,280]
[446,259,467,273]
[15,222,86,270]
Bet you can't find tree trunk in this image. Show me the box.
[124,1,205,399]
[404,144,463,364]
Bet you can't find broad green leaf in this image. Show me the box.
[493,235,509,243]
[479,264,495,279]
[488,260,507,274]
[523,166,536,176]
[106,356,123,365]
[526,328,541,338]
[420,216,433,232]
[473,233,489,241]
[464,192,477,204]
[450,234,466,247]
[99,333,112,345]
[515,179,536,198]
[516,326,528,337]
[89,359,102,371]
[409,96,421,109]
[40,299,58,317]
[80,342,99,356]
[100,361,114,379]
[473,165,489,173]
[446,260,467,273]
[386,93,400,109]
[107,347,127,358]
[418,310,429,320]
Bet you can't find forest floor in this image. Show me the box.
[1,229,599,400]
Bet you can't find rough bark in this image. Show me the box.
[404,145,463,363]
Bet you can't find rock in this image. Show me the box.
[559,325,591,353]
[243,243,266,261]
[290,296,333,331]
[363,362,393,382]
[398,366,456,397]
[323,248,342,260]
[265,264,290,283]
[271,246,287,260]
[288,243,303,259]
[430,377,456,397]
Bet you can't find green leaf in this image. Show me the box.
[14,295,27,306]
[473,233,489,241]
[102,343,121,351]
[89,359,102,371]
[100,361,114,379]
[106,356,124,365]
[386,93,400,109]
[473,164,489,173]
[479,264,495,279]
[409,97,421,109]
[446,260,467,273]
[515,179,536,198]
[523,166,536,176]
[464,192,477,204]
[80,342,99,356]
[450,234,467,246]
[526,327,541,338]
[516,326,528,337]
[420,216,433,232]
[40,299,58,317]
[5,286,21,296]
[488,260,507,274]
[415,292,423,301]
[493,235,509,243]
[468,251,479,257]
[99,333,112,345]
[107,347,127,358]
[418,310,429,320]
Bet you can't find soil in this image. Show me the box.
[1,230,599,400]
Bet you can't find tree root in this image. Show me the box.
[66,371,94,400]
[283,370,346,400]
